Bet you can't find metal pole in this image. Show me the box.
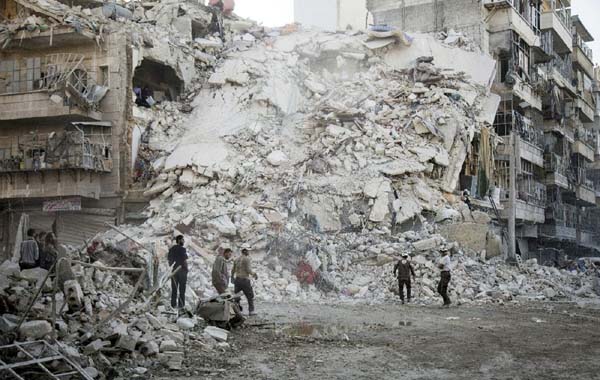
[508,131,517,261]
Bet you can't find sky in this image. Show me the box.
[234,0,600,65]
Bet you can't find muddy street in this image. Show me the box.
[154,301,600,380]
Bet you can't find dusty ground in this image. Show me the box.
[153,300,600,380]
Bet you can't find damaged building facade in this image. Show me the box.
[0,0,195,255]
[367,0,600,257]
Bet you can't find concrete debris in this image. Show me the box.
[0,2,598,377]
[204,326,229,342]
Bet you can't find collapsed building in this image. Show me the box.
[367,0,600,258]
[0,0,599,377]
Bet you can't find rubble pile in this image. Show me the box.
[0,253,230,376]
[116,27,600,307]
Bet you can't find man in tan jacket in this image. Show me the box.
[231,244,258,316]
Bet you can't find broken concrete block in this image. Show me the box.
[176,317,196,330]
[162,330,184,345]
[63,280,83,308]
[19,320,52,339]
[50,94,63,104]
[369,193,390,223]
[363,178,391,199]
[116,334,138,351]
[160,339,178,352]
[159,351,184,370]
[266,150,288,166]
[140,341,159,356]
[413,237,442,251]
[207,215,237,236]
[84,339,108,355]
[204,326,229,342]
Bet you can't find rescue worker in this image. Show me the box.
[231,243,258,316]
[437,246,453,307]
[212,246,232,294]
[168,235,188,309]
[19,229,39,271]
[393,253,416,304]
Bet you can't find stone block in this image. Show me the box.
[116,334,138,351]
[204,326,229,342]
[19,320,52,339]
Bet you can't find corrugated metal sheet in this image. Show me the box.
[56,212,115,247]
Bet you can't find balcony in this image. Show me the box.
[575,184,596,206]
[543,153,569,189]
[0,91,102,122]
[572,37,595,79]
[540,224,576,241]
[0,170,102,200]
[485,0,540,47]
[0,54,107,122]
[540,11,572,53]
[511,76,543,111]
[0,25,96,51]
[500,199,545,223]
[572,129,595,161]
[575,97,595,123]
[541,202,577,240]
[542,119,574,142]
[0,123,112,174]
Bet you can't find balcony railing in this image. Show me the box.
[546,202,578,227]
[573,34,594,62]
[545,0,571,30]
[517,180,547,207]
[0,126,112,173]
[574,127,595,147]
[544,152,569,177]
[484,0,541,34]
[494,110,545,149]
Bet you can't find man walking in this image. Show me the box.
[168,235,188,309]
[232,244,258,316]
[393,253,415,304]
[212,246,232,294]
[19,228,39,271]
[437,246,453,307]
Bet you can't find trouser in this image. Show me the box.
[398,278,411,301]
[437,271,451,305]
[171,270,187,308]
[213,281,227,295]
[19,262,37,271]
[234,277,255,313]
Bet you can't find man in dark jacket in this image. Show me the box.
[393,253,416,304]
[168,235,188,309]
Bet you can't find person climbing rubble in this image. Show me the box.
[19,228,39,271]
[168,235,189,309]
[437,246,454,307]
[212,246,232,295]
[231,243,258,316]
[393,253,416,304]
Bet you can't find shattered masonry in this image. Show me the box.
[0,0,599,377]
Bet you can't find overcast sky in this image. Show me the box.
[235,0,600,65]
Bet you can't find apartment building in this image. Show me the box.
[0,0,194,255]
[367,0,600,257]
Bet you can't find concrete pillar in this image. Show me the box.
[507,132,517,261]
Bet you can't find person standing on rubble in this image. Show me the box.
[437,246,453,307]
[19,228,39,271]
[393,253,416,304]
[168,235,189,310]
[40,233,58,271]
[232,244,258,316]
[212,246,232,295]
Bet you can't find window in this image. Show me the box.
[99,65,109,87]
